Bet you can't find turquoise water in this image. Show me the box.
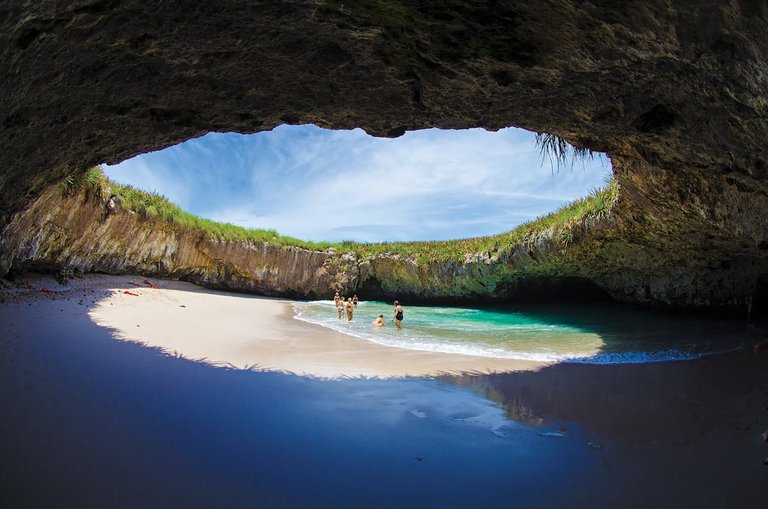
[293,300,758,364]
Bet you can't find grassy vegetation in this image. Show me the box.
[59,167,333,249]
[534,132,595,171]
[59,166,110,198]
[59,166,618,263]
[351,177,618,263]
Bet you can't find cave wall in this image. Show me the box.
[0,185,349,299]
[4,175,767,312]
[0,183,546,302]
[540,155,768,309]
[2,1,768,309]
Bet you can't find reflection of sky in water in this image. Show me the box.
[294,301,759,364]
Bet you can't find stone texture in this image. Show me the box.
[3,178,767,312]
[0,185,344,298]
[1,1,768,310]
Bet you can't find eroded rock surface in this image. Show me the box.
[3,173,767,312]
[1,1,768,310]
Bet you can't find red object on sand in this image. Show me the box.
[40,288,56,293]
[123,290,140,296]
[143,279,159,289]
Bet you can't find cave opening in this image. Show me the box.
[505,277,615,304]
[350,273,614,305]
[102,124,611,245]
[750,274,768,322]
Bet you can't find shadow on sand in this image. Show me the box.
[1,288,767,508]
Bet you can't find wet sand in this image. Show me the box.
[1,274,767,508]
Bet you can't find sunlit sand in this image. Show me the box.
[83,275,544,378]
[2,273,766,508]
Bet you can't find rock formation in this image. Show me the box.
[1,170,765,312]
[0,183,581,301]
[1,1,767,311]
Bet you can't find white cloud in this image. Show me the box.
[104,125,611,242]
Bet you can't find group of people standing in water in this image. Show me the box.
[334,293,358,321]
[333,292,405,330]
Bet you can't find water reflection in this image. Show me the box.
[445,349,767,442]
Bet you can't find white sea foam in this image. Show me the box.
[563,347,743,365]
[292,300,752,365]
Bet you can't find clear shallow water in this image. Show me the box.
[293,300,759,364]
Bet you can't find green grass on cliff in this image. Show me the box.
[350,177,617,263]
[60,167,337,250]
[60,167,617,262]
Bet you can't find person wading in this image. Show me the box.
[346,297,355,321]
[393,300,404,330]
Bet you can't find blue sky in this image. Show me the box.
[104,125,610,242]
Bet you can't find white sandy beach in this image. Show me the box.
[2,273,767,508]
[16,274,543,378]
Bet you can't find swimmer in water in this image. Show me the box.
[371,314,385,327]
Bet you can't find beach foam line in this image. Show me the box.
[292,304,749,365]
[293,308,586,363]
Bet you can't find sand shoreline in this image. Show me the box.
[2,273,767,508]
[6,273,545,378]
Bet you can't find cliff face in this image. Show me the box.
[0,184,573,301]
[0,186,345,299]
[1,1,768,310]
[4,170,767,312]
